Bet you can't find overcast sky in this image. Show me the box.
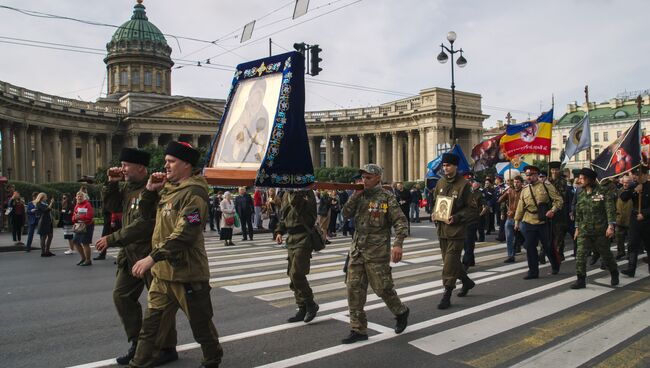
[0,0,648,127]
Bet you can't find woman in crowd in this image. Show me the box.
[25,192,39,252]
[72,191,95,266]
[220,191,236,246]
[60,193,76,255]
[8,191,25,245]
[34,192,55,257]
[266,188,280,236]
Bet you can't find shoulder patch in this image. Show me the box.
[185,210,201,224]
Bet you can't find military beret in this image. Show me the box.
[165,141,200,166]
[549,161,562,169]
[359,163,383,176]
[441,153,459,166]
[579,167,597,181]
[119,147,151,166]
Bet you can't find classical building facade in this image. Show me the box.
[0,0,488,184]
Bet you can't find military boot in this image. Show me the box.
[610,269,619,286]
[287,306,306,323]
[304,300,319,323]
[116,340,137,365]
[438,287,453,310]
[394,307,409,334]
[621,252,638,277]
[570,275,586,289]
[153,347,178,366]
[457,276,475,297]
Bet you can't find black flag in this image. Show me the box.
[591,120,641,181]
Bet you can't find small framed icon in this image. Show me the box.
[433,195,454,223]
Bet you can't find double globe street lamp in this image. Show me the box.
[437,31,467,143]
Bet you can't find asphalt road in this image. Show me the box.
[1,218,649,368]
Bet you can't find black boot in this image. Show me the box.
[116,340,137,365]
[611,269,619,286]
[394,307,409,334]
[153,347,178,366]
[457,276,475,297]
[438,287,453,310]
[570,275,586,289]
[341,330,368,344]
[304,300,319,323]
[287,306,306,323]
[621,252,638,277]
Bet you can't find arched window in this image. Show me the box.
[614,110,627,118]
[120,71,128,86]
[156,72,162,87]
[132,69,140,86]
[144,71,152,86]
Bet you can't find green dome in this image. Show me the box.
[111,1,167,45]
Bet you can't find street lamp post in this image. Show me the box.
[437,31,467,144]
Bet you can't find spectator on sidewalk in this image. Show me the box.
[253,188,265,230]
[25,192,39,252]
[235,186,254,241]
[35,192,55,257]
[60,193,75,255]
[220,191,236,246]
[410,184,422,223]
[267,188,280,235]
[8,191,25,245]
[72,191,95,266]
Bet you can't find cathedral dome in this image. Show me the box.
[110,0,168,45]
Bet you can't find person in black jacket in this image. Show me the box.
[235,186,255,241]
[394,182,411,234]
[619,167,650,277]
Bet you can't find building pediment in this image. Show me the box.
[130,98,222,121]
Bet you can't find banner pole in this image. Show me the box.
[584,85,592,163]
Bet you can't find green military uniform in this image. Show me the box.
[103,179,177,351]
[342,182,408,335]
[615,187,633,257]
[548,176,568,255]
[130,175,223,368]
[434,173,476,288]
[575,183,618,277]
[275,190,318,310]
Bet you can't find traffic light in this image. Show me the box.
[309,44,322,76]
[293,42,307,55]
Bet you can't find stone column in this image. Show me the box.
[325,135,332,167]
[69,132,77,180]
[105,133,113,167]
[333,137,342,167]
[352,137,360,168]
[309,137,320,168]
[407,130,414,181]
[375,133,383,168]
[88,133,97,175]
[34,127,43,183]
[419,128,426,178]
[341,135,350,167]
[1,123,13,178]
[16,125,28,181]
[151,133,160,147]
[192,134,199,148]
[391,132,399,182]
[52,130,63,181]
[128,132,139,148]
[171,133,180,143]
[397,135,405,182]
[359,134,368,166]
[414,131,420,180]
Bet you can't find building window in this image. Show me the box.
[562,135,567,144]
[76,147,82,159]
[595,148,600,156]
[617,131,622,138]
[132,70,140,86]
[594,132,599,142]
[144,71,152,86]
[120,71,128,86]
[156,72,162,87]
[603,132,608,141]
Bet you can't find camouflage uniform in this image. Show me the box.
[615,187,632,257]
[275,190,318,309]
[342,168,408,335]
[130,175,223,368]
[575,183,618,276]
[549,176,568,255]
[434,174,476,288]
[103,179,177,353]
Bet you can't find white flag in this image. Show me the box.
[562,114,591,164]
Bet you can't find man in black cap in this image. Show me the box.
[548,161,569,261]
[618,166,650,277]
[572,167,618,288]
[433,153,477,309]
[515,165,563,279]
[96,147,178,365]
[129,141,223,368]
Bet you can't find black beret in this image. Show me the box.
[164,141,200,166]
[119,147,150,166]
[441,153,459,166]
[525,165,540,173]
[579,167,597,181]
[549,161,561,169]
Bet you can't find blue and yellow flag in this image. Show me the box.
[500,109,553,158]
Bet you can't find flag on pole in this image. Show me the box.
[426,144,471,178]
[471,133,506,171]
[562,114,591,164]
[499,109,554,158]
[591,120,641,181]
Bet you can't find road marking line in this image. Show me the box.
[328,314,393,334]
[592,329,650,368]
[511,298,650,368]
